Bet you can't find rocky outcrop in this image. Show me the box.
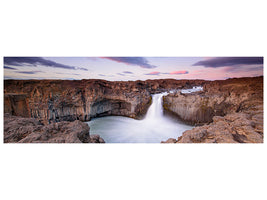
[4,80,149,124]
[4,114,105,143]
[163,76,263,125]
[4,79,206,124]
[161,108,263,143]
[162,76,263,143]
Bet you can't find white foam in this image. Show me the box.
[87,92,193,143]
[181,86,203,94]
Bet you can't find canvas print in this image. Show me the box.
[3,57,263,143]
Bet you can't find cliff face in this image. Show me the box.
[4,94,29,117]
[4,77,263,143]
[163,76,263,125]
[162,76,263,143]
[4,80,149,124]
[4,79,206,124]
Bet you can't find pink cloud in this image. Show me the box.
[170,70,188,75]
[145,71,161,75]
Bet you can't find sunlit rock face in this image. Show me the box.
[161,76,263,143]
[4,79,206,124]
[163,76,263,125]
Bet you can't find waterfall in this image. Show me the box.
[88,88,202,143]
[144,92,168,120]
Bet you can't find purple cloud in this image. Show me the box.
[223,65,263,73]
[193,57,263,68]
[102,57,157,68]
[117,73,125,76]
[123,71,134,74]
[4,66,17,70]
[170,70,189,75]
[4,57,88,71]
[17,71,42,74]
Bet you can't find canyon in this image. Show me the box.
[4,79,206,124]
[4,76,263,143]
[162,76,263,143]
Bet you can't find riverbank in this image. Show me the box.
[162,76,263,143]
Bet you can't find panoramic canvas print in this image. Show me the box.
[3,57,263,143]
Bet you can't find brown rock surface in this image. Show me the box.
[4,94,29,117]
[163,76,263,125]
[174,109,263,143]
[162,76,263,143]
[4,114,105,143]
[4,79,206,124]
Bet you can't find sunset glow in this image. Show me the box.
[4,57,263,81]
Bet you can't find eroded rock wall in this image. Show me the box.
[161,76,263,143]
[4,94,29,117]
[163,76,263,125]
[4,79,206,124]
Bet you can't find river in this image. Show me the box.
[87,87,202,143]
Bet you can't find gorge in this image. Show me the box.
[88,92,193,143]
[3,76,263,143]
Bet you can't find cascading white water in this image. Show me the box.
[145,92,168,120]
[87,88,200,143]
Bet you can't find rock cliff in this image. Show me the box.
[162,76,263,143]
[4,79,206,124]
[162,109,263,143]
[163,76,263,125]
[4,77,263,143]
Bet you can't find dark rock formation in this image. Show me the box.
[90,134,106,143]
[4,114,105,143]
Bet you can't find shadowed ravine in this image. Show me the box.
[87,91,198,143]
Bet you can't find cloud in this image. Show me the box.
[123,71,134,74]
[192,57,263,68]
[102,57,157,68]
[17,71,42,74]
[170,70,189,75]
[117,73,125,76]
[224,65,263,73]
[55,72,81,76]
[4,57,88,71]
[145,70,189,76]
[145,71,161,75]
[98,74,106,76]
[4,66,17,70]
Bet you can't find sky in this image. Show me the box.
[3,57,263,81]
